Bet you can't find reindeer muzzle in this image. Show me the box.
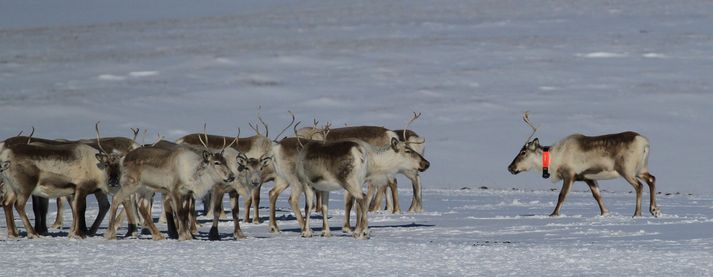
[224,174,236,183]
[508,165,520,175]
[419,159,430,172]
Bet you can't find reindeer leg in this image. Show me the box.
[406,173,423,213]
[188,196,198,237]
[123,196,140,238]
[585,179,609,216]
[301,186,314,238]
[173,193,192,241]
[15,194,39,239]
[253,183,262,224]
[104,189,130,240]
[641,172,661,217]
[354,191,369,240]
[88,191,110,236]
[551,177,574,216]
[31,196,49,235]
[268,178,289,233]
[320,192,331,237]
[343,193,354,233]
[164,195,179,239]
[158,193,168,224]
[624,176,644,217]
[252,184,262,224]
[50,197,65,229]
[368,183,383,212]
[4,197,19,239]
[69,188,88,239]
[229,190,246,239]
[389,178,401,214]
[138,194,164,240]
[208,186,224,241]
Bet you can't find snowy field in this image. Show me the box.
[1,188,713,275]
[2,0,713,275]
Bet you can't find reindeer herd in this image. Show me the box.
[0,111,661,241]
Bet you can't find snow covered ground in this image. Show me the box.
[2,0,713,275]
[2,188,713,275]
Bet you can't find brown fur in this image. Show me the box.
[392,129,419,141]
[8,143,79,162]
[123,147,177,168]
[323,126,392,146]
[574,132,639,152]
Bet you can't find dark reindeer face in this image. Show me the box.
[96,153,123,187]
[391,137,430,172]
[203,151,235,183]
[508,138,540,175]
[236,154,271,187]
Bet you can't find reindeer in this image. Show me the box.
[295,121,430,238]
[369,129,426,213]
[295,114,427,213]
[508,112,660,217]
[43,126,140,235]
[0,136,121,239]
[104,128,236,240]
[177,128,272,240]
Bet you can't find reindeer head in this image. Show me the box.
[94,122,126,187]
[508,138,542,175]
[95,152,123,187]
[201,150,236,183]
[236,153,272,187]
[389,137,430,172]
[508,112,542,175]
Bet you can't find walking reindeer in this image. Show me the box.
[507,112,661,217]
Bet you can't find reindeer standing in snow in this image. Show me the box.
[508,112,660,217]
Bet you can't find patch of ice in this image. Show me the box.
[577,52,628,58]
[129,71,159,77]
[642,53,669,58]
[97,74,125,81]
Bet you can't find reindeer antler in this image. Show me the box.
[523,111,537,144]
[95,122,109,154]
[26,126,35,144]
[257,105,269,138]
[293,121,304,148]
[248,121,261,136]
[130,128,140,146]
[151,131,163,147]
[197,123,210,149]
[224,128,240,151]
[273,111,296,142]
[402,112,422,143]
[321,121,332,142]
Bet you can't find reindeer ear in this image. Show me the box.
[202,150,212,162]
[95,153,108,163]
[1,161,10,171]
[261,156,272,167]
[391,137,400,152]
[530,138,540,149]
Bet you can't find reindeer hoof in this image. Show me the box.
[234,232,247,240]
[321,231,332,237]
[342,226,353,234]
[51,223,63,230]
[252,219,261,225]
[651,208,662,218]
[208,227,221,241]
[301,230,313,238]
[104,232,117,240]
[549,212,560,217]
[269,225,281,233]
[152,235,165,241]
[26,233,40,239]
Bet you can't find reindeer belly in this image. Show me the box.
[310,178,344,191]
[581,170,620,180]
[33,181,75,198]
